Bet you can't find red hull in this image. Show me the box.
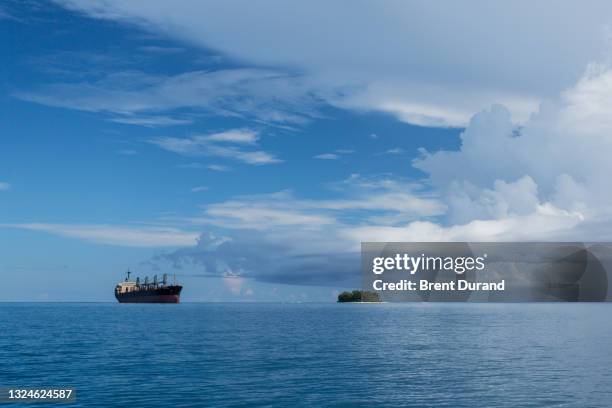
[115,284,182,303]
[117,295,180,303]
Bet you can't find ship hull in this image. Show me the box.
[115,285,182,304]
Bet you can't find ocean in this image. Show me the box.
[1,303,611,407]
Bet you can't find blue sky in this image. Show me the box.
[3,1,612,301]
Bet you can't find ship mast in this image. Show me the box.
[125,270,131,281]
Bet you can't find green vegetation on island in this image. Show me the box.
[337,290,381,303]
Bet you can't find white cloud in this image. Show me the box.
[414,67,612,223]
[151,61,612,285]
[204,129,258,144]
[138,45,184,55]
[16,68,319,127]
[177,162,232,171]
[189,178,445,232]
[3,223,199,247]
[191,186,209,193]
[194,192,337,230]
[33,59,607,282]
[148,185,437,281]
[339,205,584,245]
[329,82,540,128]
[0,5,19,21]
[314,149,354,160]
[110,115,193,127]
[408,62,612,239]
[150,129,280,165]
[380,148,404,155]
[0,182,10,191]
[207,164,230,172]
[223,276,244,295]
[39,1,612,284]
[152,192,583,286]
[559,62,612,136]
[313,153,339,160]
[54,0,612,127]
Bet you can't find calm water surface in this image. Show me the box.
[1,303,611,407]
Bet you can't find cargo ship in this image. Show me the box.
[115,271,182,303]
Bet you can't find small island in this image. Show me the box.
[337,290,381,303]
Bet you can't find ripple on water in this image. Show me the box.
[0,303,611,407]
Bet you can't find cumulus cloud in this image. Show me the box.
[153,61,612,284]
[340,206,583,244]
[152,177,446,285]
[26,1,612,286]
[415,63,612,230]
[17,61,611,284]
[154,231,360,286]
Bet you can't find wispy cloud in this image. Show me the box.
[189,176,445,231]
[207,164,230,172]
[0,5,20,22]
[313,153,339,160]
[54,0,573,127]
[16,68,320,127]
[155,63,612,285]
[110,115,193,127]
[152,177,446,286]
[116,149,138,156]
[150,129,281,165]
[0,182,11,191]
[204,129,258,144]
[2,223,198,247]
[379,147,404,155]
[138,45,184,55]
[178,162,230,171]
[314,149,354,160]
[191,186,209,193]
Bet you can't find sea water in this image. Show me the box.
[1,303,611,407]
